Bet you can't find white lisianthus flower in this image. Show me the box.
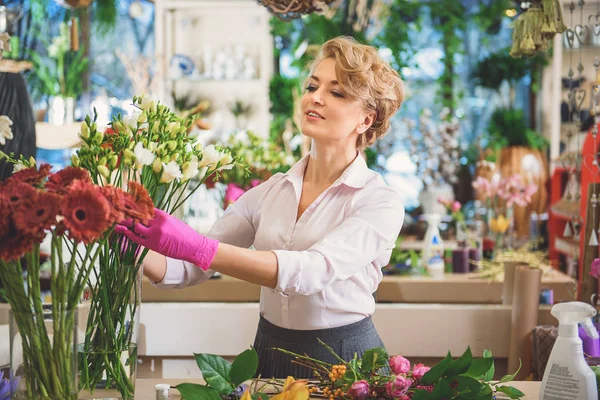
[123,114,139,132]
[197,166,209,181]
[12,161,28,173]
[0,115,13,145]
[181,160,199,182]
[148,141,158,152]
[133,142,156,169]
[199,145,221,168]
[0,32,11,58]
[160,161,182,183]
[136,94,158,112]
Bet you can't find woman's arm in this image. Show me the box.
[211,244,278,288]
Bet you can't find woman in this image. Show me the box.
[116,36,405,378]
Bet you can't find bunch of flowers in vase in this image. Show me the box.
[472,174,537,256]
[73,94,239,399]
[211,129,296,209]
[0,155,153,400]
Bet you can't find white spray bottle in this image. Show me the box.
[539,301,598,400]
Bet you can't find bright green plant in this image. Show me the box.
[487,108,548,151]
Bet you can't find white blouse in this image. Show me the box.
[154,153,405,330]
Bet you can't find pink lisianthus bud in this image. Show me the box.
[347,380,370,399]
[385,375,412,398]
[590,258,600,279]
[412,363,430,381]
[389,355,411,375]
[451,201,461,213]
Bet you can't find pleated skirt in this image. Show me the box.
[253,315,385,379]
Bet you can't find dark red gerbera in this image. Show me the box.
[0,195,11,238]
[121,181,154,224]
[60,180,111,244]
[98,185,126,225]
[1,179,38,211]
[13,191,60,236]
[12,163,52,187]
[0,217,37,261]
[46,167,92,194]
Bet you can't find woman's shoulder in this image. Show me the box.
[354,172,404,208]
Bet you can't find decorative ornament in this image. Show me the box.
[256,0,336,21]
[510,0,567,57]
[564,221,573,237]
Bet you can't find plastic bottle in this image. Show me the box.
[539,301,599,400]
[421,214,444,270]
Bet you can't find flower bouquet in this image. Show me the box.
[74,94,239,398]
[0,156,153,400]
[174,344,525,400]
[214,130,296,209]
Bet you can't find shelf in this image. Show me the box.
[551,198,580,220]
[554,237,579,257]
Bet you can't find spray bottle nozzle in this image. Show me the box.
[582,318,599,340]
[552,301,598,338]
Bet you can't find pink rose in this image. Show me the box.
[347,380,370,399]
[223,183,246,209]
[389,355,411,375]
[591,258,600,279]
[385,375,412,397]
[412,363,430,381]
[398,397,410,400]
[451,201,461,213]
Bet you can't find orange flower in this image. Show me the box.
[271,376,309,400]
[98,185,126,225]
[490,215,510,234]
[46,166,92,194]
[60,180,111,244]
[12,163,52,187]
[13,192,60,236]
[123,181,154,224]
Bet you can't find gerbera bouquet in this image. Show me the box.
[215,130,296,208]
[74,94,239,398]
[0,156,154,399]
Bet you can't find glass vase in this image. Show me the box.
[77,264,141,400]
[9,307,79,400]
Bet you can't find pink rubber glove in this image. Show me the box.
[114,208,219,271]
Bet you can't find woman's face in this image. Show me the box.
[300,58,374,149]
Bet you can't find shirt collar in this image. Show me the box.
[284,152,371,190]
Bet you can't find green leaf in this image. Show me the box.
[421,351,453,385]
[446,347,473,376]
[496,385,525,399]
[454,375,485,395]
[411,388,432,400]
[194,353,234,395]
[431,378,453,398]
[175,383,222,400]
[229,348,259,386]
[360,347,389,374]
[482,349,493,358]
[499,359,521,383]
[463,357,494,379]
[252,393,270,400]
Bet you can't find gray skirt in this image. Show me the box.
[253,315,385,378]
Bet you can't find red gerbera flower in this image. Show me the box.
[0,218,37,261]
[46,167,92,194]
[13,192,60,236]
[0,195,12,238]
[1,179,38,211]
[98,185,126,225]
[60,180,111,244]
[12,163,52,187]
[121,181,154,224]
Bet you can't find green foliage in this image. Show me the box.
[487,108,548,150]
[177,348,259,400]
[94,0,118,34]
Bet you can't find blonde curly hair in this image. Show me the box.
[306,36,405,149]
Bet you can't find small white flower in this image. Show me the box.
[182,160,199,182]
[199,145,221,168]
[12,162,27,173]
[136,94,157,112]
[197,166,209,181]
[0,115,13,145]
[0,32,11,59]
[133,142,156,169]
[160,161,182,183]
[284,155,295,166]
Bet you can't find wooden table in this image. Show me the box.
[134,379,542,399]
[142,269,576,304]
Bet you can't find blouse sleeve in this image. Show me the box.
[271,186,404,296]
[151,173,286,289]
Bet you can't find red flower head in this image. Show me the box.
[60,180,112,244]
[0,217,37,261]
[1,179,38,211]
[122,181,154,224]
[12,163,52,187]
[13,191,60,236]
[46,167,92,195]
[98,185,126,225]
[0,195,12,238]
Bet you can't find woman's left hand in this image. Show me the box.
[114,208,219,271]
